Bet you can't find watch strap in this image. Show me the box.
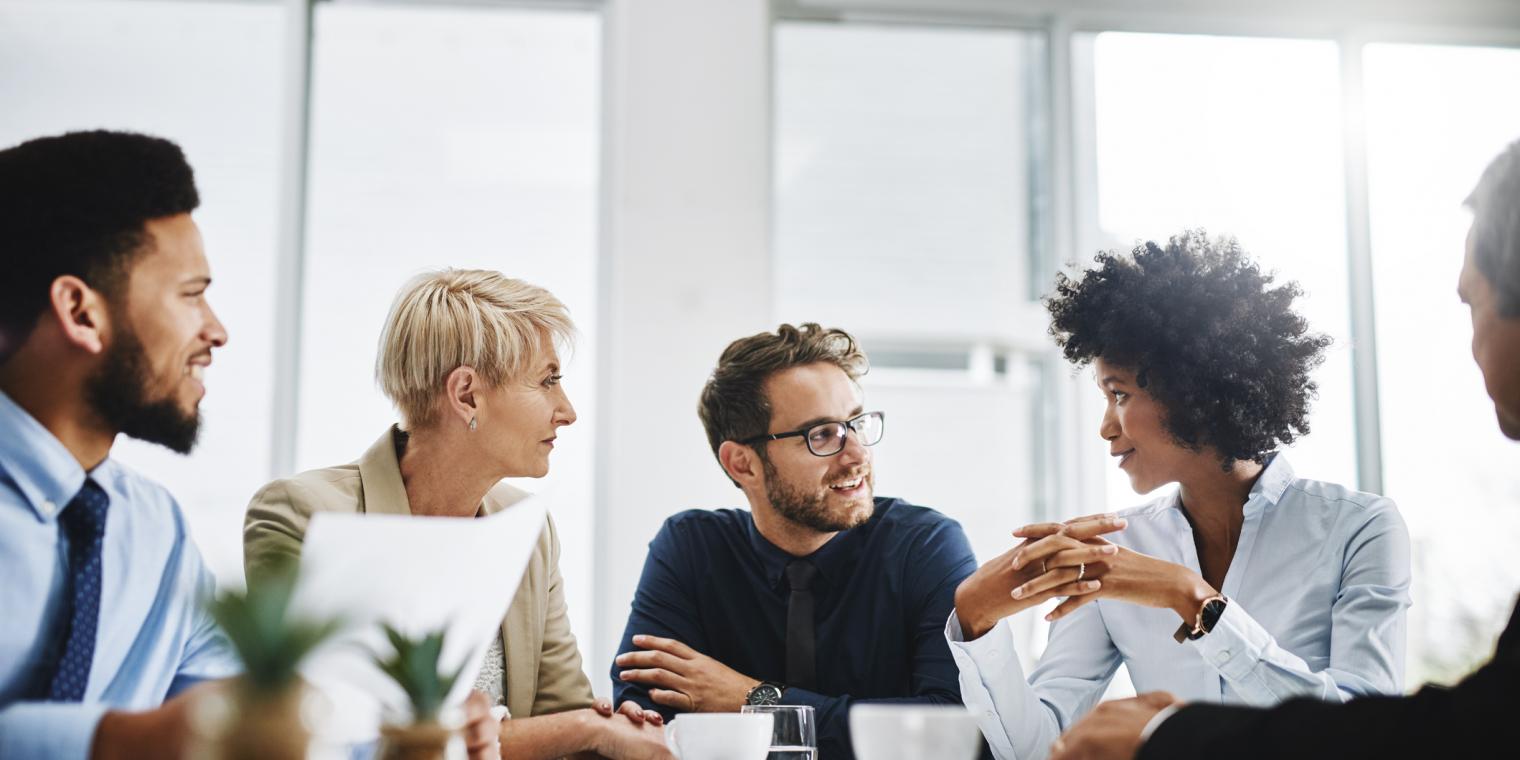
[1173,595,1228,643]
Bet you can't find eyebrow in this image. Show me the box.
[1100,375,1124,385]
[790,405,865,431]
[182,276,212,288]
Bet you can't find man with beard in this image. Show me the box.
[0,131,236,758]
[1046,140,1520,760]
[612,323,979,760]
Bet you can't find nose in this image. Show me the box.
[837,426,870,465]
[203,300,228,348]
[554,384,577,427]
[1099,400,1120,442]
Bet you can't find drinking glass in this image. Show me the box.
[740,704,817,760]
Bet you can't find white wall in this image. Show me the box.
[591,0,774,692]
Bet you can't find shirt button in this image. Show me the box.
[987,649,999,658]
[985,711,996,720]
[40,500,56,517]
[1216,649,1232,664]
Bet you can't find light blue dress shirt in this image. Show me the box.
[0,391,239,759]
[946,454,1411,760]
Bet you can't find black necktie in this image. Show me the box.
[45,479,110,701]
[785,559,818,690]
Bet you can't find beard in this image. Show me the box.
[761,454,875,533]
[85,320,201,455]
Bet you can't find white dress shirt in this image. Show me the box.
[947,454,1411,760]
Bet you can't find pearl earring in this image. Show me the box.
[468,417,477,432]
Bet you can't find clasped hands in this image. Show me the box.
[955,513,1220,640]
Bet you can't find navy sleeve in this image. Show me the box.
[611,517,708,718]
[783,513,979,760]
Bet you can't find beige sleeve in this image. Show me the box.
[529,514,596,715]
[242,478,314,587]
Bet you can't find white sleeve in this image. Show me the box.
[947,602,1123,760]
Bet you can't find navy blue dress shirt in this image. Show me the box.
[612,497,978,760]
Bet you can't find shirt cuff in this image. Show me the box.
[0,701,111,760]
[1138,703,1181,743]
[943,611,1020,760]
[1186,599,1272,681]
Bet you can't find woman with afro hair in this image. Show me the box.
[947,231,1412,760]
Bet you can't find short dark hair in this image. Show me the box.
[0,130,200,358]
[698,323,869,484]
[1046,230,1331,467]
[1466,139,1520,317]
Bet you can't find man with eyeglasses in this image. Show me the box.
[611,323,980,760]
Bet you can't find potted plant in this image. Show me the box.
[374,624,470,760]
[196,560,340,760]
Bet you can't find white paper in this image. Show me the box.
[288,491,549,743]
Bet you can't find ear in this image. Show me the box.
[48,275,110,355]
[442,365,480,427]
[718,440,764,489]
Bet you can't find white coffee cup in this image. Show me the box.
[848,704,982,760]
[665,713,773,760]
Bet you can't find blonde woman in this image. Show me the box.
[244,270,671,760]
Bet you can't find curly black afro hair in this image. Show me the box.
[1045,230,1331,467]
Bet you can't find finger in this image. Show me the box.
[1012,522,1065,538]
[1010,533,1085,570]
[1142,690,1182,708]
[1012,567,1085,600]
[616,649,687,672]
[593,696,614,716]
[618,668,685,690]
[632,634,698,659]
[1043,544,1118,569]
[617,700,647,724]
[1045,583,1103,621]
[649,688,694,711]
[1062,515,1127,540]
[644,709,664,726]
[1064,511,1119,525]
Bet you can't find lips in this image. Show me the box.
[1113,449,1135,468]
[828,473,868,496]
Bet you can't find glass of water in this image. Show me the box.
[740,704,817,760]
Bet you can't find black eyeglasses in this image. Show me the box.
[739,411,886,457]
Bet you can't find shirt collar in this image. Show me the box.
[747,498,883,589]
[1155,452,1295,517]
[1247,451,1295,508]
[0,390,88,521]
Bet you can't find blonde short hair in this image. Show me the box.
[376,269,574,429]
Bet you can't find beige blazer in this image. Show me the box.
[242,426,595,719]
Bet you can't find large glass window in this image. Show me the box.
[0,0,284,586]
[297,2,602,669]
[1364,42,1520,685]
[1086,32,1358,510]
[775,20,1049,575]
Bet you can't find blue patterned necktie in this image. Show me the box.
[45,478,110,701]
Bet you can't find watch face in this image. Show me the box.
[747,684,783,705]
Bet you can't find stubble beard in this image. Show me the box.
[761,454,874,533]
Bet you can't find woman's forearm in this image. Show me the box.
[499,708,598,759]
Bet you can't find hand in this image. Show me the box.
[1019,541,1216,624]
[92,680,220,760]
[585,710,675,760]
[954,514,1126,640]
[615,635,758,713]
[1049,691,1183,760]
[594,695,666,727]
[462,689,503,760]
